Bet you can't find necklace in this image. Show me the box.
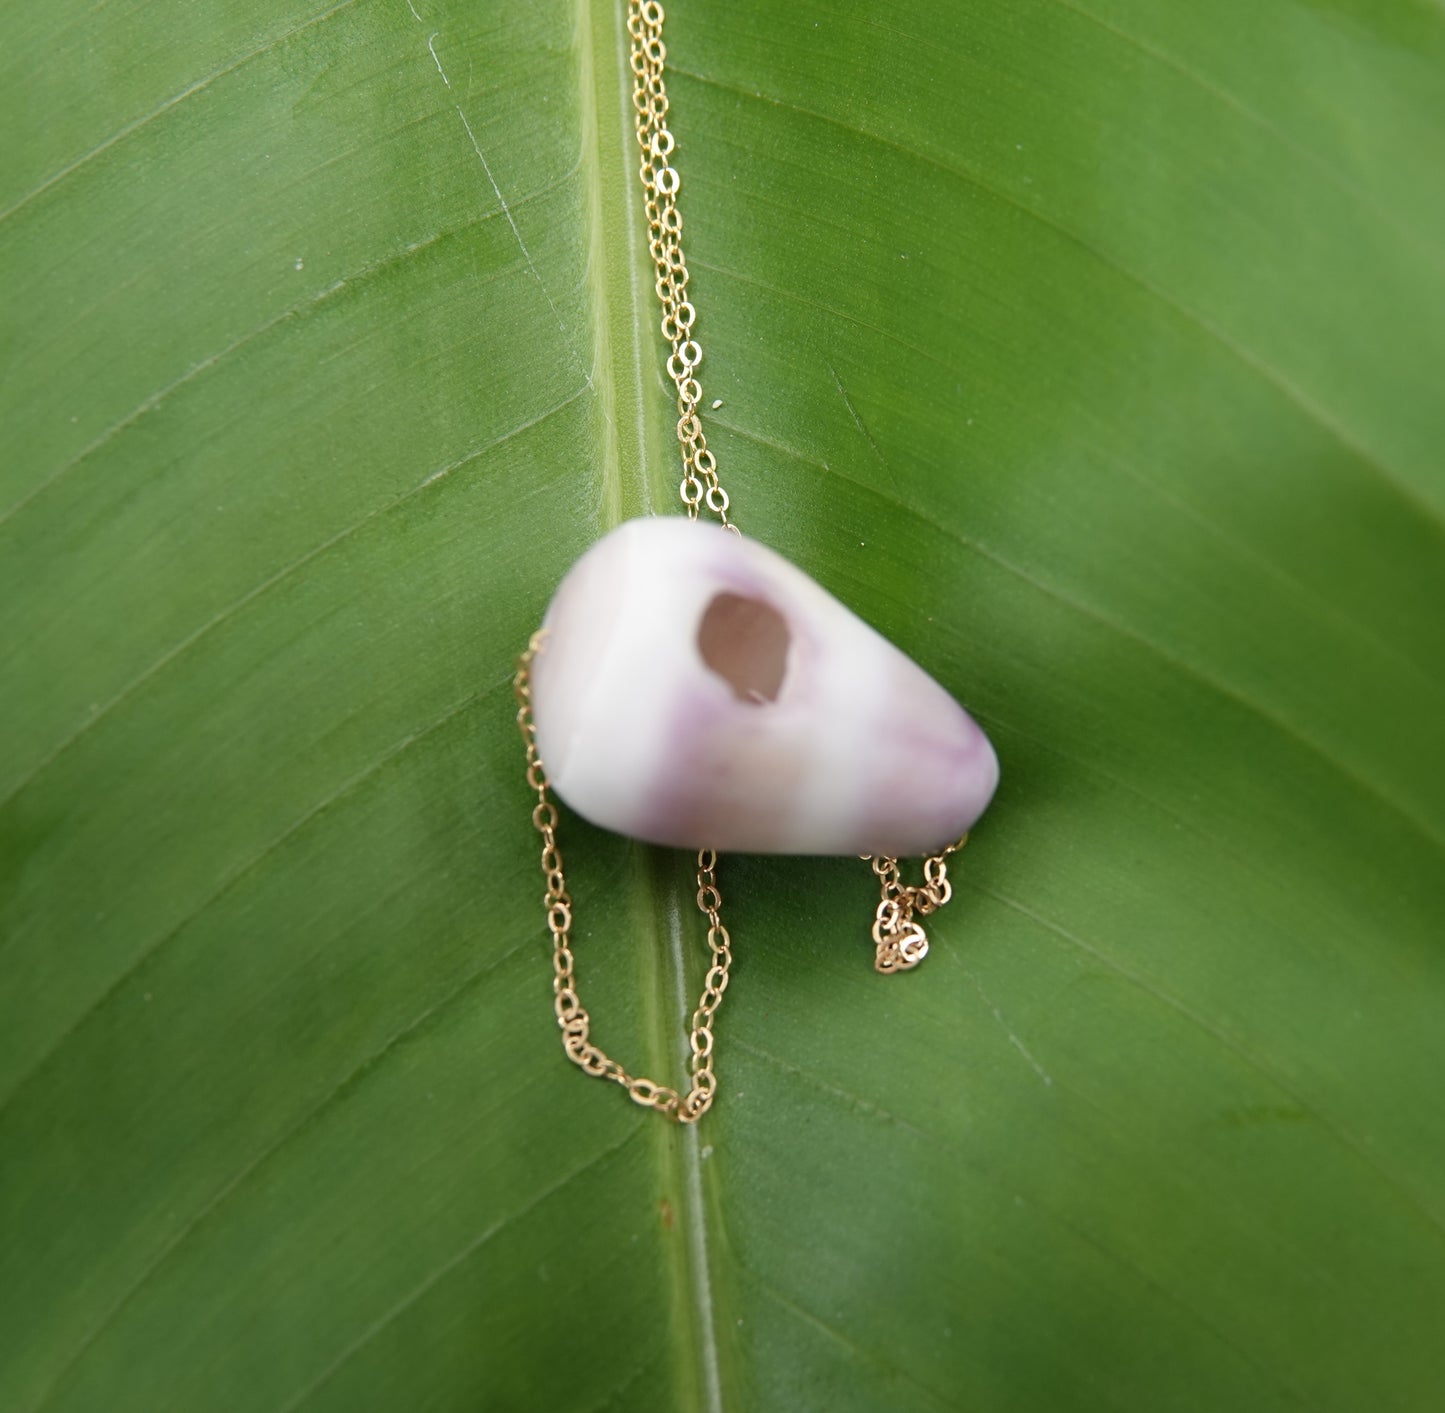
[512,0,998,1124]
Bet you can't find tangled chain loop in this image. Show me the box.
[866,839,967,974]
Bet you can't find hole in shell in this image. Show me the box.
[696,592,790,704]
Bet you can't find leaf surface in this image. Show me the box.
[3,1,1444,1409]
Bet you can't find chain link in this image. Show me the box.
[865,837,967,974]
[628,0,734,529]
[515,633,731,1123]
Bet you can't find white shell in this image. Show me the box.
[529,517,998,856]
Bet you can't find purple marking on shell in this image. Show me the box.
[528,517,999,856]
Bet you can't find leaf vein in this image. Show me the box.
[743,1270,957,1412]
[672,63,1445,533]
[731,1037,925,1135]
[0,167,578,531]
[0,683,498,1115]
[0,1,361,229]
[711,415,1445,859]
[0,386,587,815]
[24,932,538,1413]
[274,1127,643,1413]
[972,882,1445,1245]
[1049,0,1445,268]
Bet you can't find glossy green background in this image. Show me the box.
[3,1,1444,1409]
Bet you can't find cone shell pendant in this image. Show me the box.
[529,518,998,857]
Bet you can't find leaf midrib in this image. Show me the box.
[578,3,729,1412]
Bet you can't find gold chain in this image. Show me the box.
[513,1,969,1124]
[628,0,733,528]
[514,633,731,1123]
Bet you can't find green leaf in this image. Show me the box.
[4,0,1444,1409]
